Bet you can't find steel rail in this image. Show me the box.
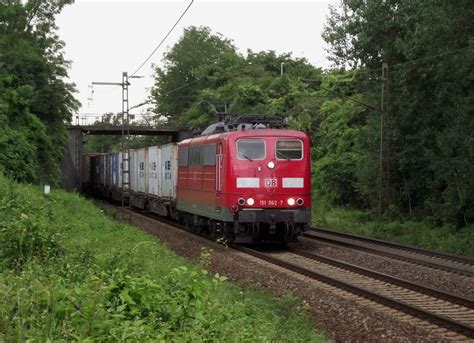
[235,245,474,338]
[289,248,474,308]
[310,227,474,264]
[304,228,474,277]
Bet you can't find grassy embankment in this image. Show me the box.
[313,204,474,257]
[0,174,325,342]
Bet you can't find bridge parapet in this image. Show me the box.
[68,125,192,140]
[61,125,193,191]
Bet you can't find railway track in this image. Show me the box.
[304,227,474,277]
[236,246,474,339]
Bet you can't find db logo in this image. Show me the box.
[264,178,278,188]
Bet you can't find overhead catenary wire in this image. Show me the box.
[130,0,194,77]
[129,71,237,110]
[338,45,473,77]
[128,63,280,110]
[385,46,472,70]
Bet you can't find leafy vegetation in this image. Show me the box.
[313,204,474,257]
[149,6,472,231]
[0,0,79,184]
[150,26,322,128]
[322,0,473,226]
[0,173,325,341]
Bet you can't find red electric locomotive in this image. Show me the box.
[176,115,311,243]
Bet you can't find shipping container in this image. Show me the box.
[99,155,106,186]
[91,155,101,186]
[160,143,178,199]
[118,152,123,188]
[105,154,112,186]
[148,146,160,196]
[111,153,119,188]
[129,149,137,192]
[136,148,148,193]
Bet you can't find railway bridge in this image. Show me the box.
[60,124,192,191]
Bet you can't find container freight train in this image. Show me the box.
[83,116,312,244]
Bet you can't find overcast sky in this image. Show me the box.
[56,0,337,124]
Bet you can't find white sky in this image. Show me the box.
[56,0,337,124]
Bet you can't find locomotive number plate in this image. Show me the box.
[264,178,278,188]
[259,199,284,206]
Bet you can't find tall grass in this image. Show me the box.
[0,174,325,342]
[313,201,474,257]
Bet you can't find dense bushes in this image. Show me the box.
[0,174,62,269]
[0,1,78,184]
[321,0,473,225]
[313,206,474,257]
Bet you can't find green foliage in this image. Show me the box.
[151,26,237,126]
[0,185,61,269]
[311,70,379,210]
[0,173,325,342]
[0,0,79,184]
[313,205,474,257]
[322,0,473,225]
[151,26,323,130]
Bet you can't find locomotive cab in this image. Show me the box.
[225,130,311,243]
[176,115,312,244]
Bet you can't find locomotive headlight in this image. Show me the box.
[267,161,275,169]
[246,197,255,206]
[238,198,245,206]
[287,197,296,206]
[297,198,304,206]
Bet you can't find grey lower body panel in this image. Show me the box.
[238,208,311,224]
[177,199,311,224]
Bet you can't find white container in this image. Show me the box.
[129,149,137,192]
[148,146,160,196]
[136,148,148,193]
[118,152,123,188]
[111,153,119,188]
[160,143,178,199]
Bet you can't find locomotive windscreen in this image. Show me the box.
[276,140,303,160]
[237,139,265,160]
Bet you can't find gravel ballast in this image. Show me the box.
[294,238,474,300]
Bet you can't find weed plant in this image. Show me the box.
[313,201,474,257]
[0,174,325,342]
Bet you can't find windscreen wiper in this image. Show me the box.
[240,153,253,161]
[277,152,291,161]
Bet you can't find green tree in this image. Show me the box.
[150,26,324,130]
[150,26,238,126]
[323,0,474,225]
[0,0,78,183]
